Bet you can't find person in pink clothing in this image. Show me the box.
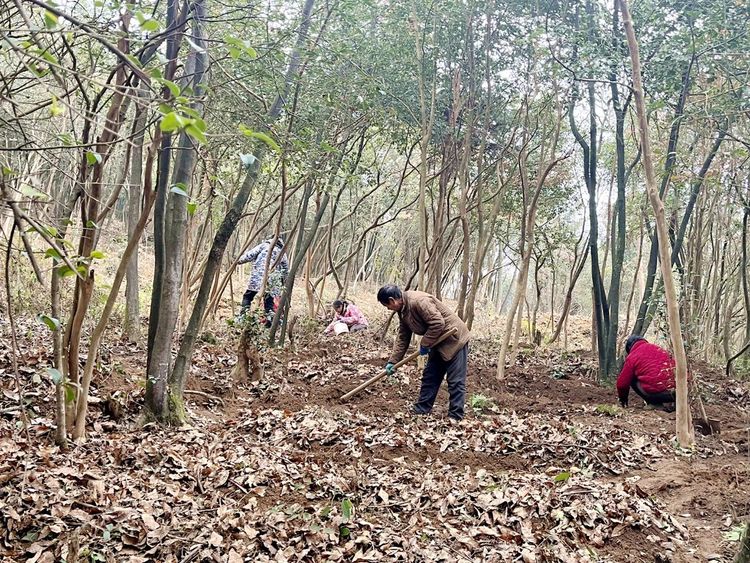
[323,300,369,335]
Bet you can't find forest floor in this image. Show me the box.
[1,315,750,562]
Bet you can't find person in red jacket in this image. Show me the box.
[616,335,676,412]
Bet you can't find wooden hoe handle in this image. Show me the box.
[340,328,458,402]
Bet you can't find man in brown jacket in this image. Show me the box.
[377,284,471,420]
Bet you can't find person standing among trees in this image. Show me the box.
[237,237,289,326]
[616,335,677,412]
[377,285,471,420]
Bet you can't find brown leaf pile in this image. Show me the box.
[1,400,687,562]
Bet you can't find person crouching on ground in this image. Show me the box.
[377,284,471,421]
[617,335,677,412]
[323,300,369,335]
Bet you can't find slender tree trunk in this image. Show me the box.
[620,0,693,447]
[147,0,180,366]
[632,52,695,336]
[72,141,159,439]
[549,238,589,345]
[496,108,564,379]
[124,85,148,341]
[165,0,317,408]
[268,189,330,345]
[146,0,208,423]
[605,7,629,378]
[743,201,750,343]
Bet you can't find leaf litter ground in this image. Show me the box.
[1,324,749,562]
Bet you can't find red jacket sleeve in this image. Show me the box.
[616,355,636,402]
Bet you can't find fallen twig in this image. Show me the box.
[184,390,225,406]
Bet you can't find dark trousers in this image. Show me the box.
[632,381,675,406]
[414,344,468,420]
[241,290,276,325]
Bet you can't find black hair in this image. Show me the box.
[332,299,347,310]
[377,284,402,304]
[625,334,646,354]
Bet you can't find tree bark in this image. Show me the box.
[146,0,180,366]
[72,140,159,439]
[124,85,148,342]
[620,0,694,447]
[268,189,330,345]
[146,0,208,423]
[632,51,695,336]
[165,0,317,408]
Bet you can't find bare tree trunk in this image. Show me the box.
[72,141,159,439]
[497,94,565,380]
[268,188,330,345]
[620,0,693,447]
[623,209,645,337]
[124,86,148,342]
[549,235,589,345]
[413,10,437,292]
[146,0,208,423]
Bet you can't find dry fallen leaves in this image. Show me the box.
[0,329,743,562]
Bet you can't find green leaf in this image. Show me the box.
[57,265,76,278]
[86,151,102,165]
[170,184,189,198]
[86,220,98,229]
[45,247,62,260]
[187,201,198,216]
[160,111,187,133]
[554,471,571,483]
[37,314,61,331]
[57,133,74,146]
[341,498,353,521]
[158,78,180,97]
[239,125,281,152]
[124,54,142,69]
[90,250,105,259]
[49,95,64,117]
[2,166,14,176]
[43,11,58,29]
[141,19,160,32]
[181,106,201,119]
[38,50,59,66]
[185,124,207,144]
[191,117,207,132]
[224,36,257,59]
[47,367,63,385]
[64,383,76,404]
